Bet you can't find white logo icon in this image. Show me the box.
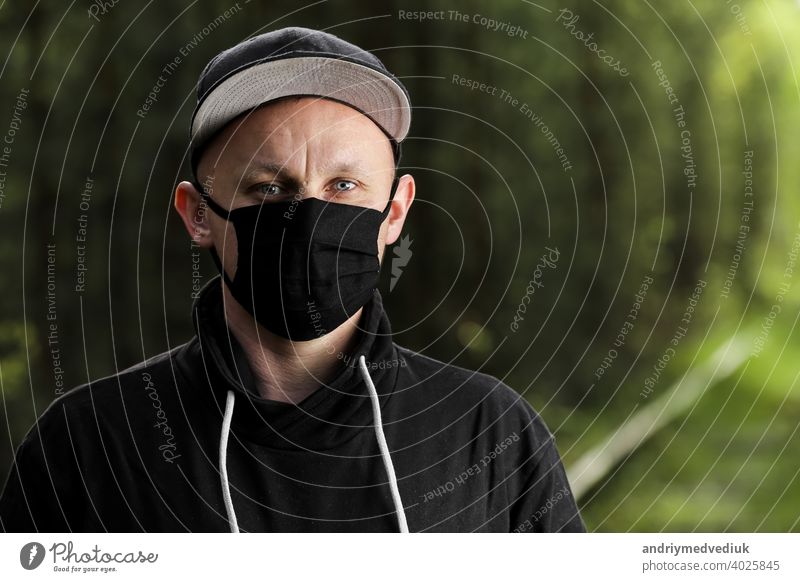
[390,234,413,292]
[20,542,46,570]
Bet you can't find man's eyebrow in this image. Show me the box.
[244,159,375,182]
[241,162,302,191]
[244,162,288,179]
[320,160,372,175]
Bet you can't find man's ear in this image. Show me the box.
[174,180,214,249]
[385,174,415,246]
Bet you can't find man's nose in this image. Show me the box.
[295,182,328,200]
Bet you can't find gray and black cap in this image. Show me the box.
[189,26,411,179]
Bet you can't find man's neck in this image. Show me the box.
[221,282,363,403]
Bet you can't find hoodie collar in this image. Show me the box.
[184,276,400,450]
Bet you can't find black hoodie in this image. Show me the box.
[0,277,585,532]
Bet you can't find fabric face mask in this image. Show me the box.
[196,176,398,341]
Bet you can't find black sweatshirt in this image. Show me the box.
[0,277,585,532]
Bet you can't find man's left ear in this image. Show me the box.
[385,174,415,246]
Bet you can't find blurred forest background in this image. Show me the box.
[1,0,798,532]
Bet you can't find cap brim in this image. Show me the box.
[190,56,411,150]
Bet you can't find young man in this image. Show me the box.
[0,27,585,533]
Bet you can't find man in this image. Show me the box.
[0,27,585,532]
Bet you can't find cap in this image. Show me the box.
[189,26,411,178]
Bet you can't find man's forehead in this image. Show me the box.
[198,97,396,180]
[238,96,385,137]
[223,105,391,166]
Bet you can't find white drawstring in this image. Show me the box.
[220,390,239,533]
[218,356,409,533]
[358,354,409,533]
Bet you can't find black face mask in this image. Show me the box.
[196,176,398,341]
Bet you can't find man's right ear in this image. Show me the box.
[174,180,214,249]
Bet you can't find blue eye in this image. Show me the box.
[333,180,356,192]
[257,183,283,197]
